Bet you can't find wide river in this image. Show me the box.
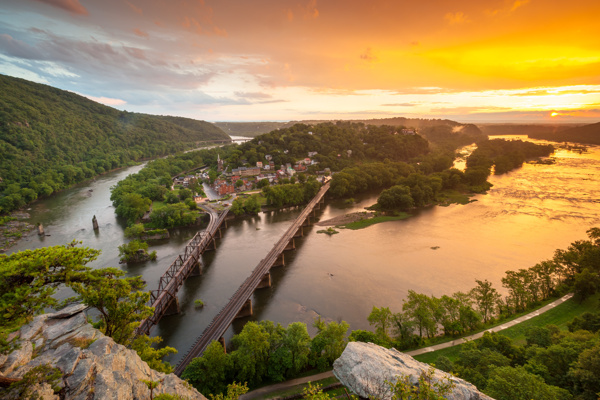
[7,136,600,364]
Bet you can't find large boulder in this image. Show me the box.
[333,342,493,400]
[0,303,206,400]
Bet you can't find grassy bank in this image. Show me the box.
[340,212,411,230]
[414,293,599,364]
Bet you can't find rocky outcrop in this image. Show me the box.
[0,304,206,400]
[333,342,494,400]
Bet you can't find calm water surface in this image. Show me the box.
[8,136,600,364]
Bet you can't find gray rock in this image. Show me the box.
[1,382,60,400]
[66,357,95,390]
[56,346,82,375]
[2,310,207,400]
[20,315,48,341]
[44,312,87,342]
[50,322,98,349]
[1,341,33,375]
[333,342,494,400]
[48,303,88,319]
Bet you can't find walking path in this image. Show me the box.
[240,293,574,400]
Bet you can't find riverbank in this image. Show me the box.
[240,293,579,400]
[315,189,475,231]
[0,213,35,252]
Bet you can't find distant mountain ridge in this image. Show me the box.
[214,117,484,138]
[0,74,229,213]
[527,121,600,145]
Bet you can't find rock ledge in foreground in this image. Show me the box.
[0,303,206,400]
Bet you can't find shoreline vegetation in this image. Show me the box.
[179,227,600,399]
[242,293,592,400]
[315,189,476,231]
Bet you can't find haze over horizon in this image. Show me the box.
[1,0,600,124]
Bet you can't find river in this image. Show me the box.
[7,135,600,364]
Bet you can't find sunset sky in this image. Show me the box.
[1,0,600,123]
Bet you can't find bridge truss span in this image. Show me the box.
[137,207,230,336]
[174,181,330,375]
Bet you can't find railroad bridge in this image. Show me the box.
[174,181,330,376]
[137,206,230,336]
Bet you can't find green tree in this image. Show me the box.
[165,191,179,204]
[231,198,245,216]
[470,279,501,323]
[367,306,394,343]
[568,343,600,400]
[386,366,455,400]
[284,322,311,376]
[70,268,152,345]
[124,223,146,239]
[302,382,331,400]
[149,203,199,228]
[310,317,349,371]
[115,193,151,224]
[485,366,573,400]
[244,195,262,215]
[573,268,599,302]
[182,340,231,395]
[402,291,438,338]
[208,382,248,400]
[208,170,218,184]
[131,335,176,374]
[377,185,414,211]
[179,188,193,201]
[0,241,99,331]
[525,326,553,348]
[118,240,157,263]
[230,322,270,386]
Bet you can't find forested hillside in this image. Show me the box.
[528,121,600,145]
[0,74,229,213]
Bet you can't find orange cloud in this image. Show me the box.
[360,48,377,62]
[487,0,531,16]
[32,0,88,16]
[305,0,319,19]
[511,0,530,12]
[444,11,470,25]
[133,28,148,38]
[126,1,143,15]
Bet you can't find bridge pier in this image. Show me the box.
[284,238,295,251]
[273,253,285,267]
[257,272,271,289]
[189,260,202,277]
[164,295,180,316]
[203,238,217,252]
[235,299,253,319]
[293,226,304,238]
[218,337,226,353]
[302,216,311,227]
[214,228,222,239]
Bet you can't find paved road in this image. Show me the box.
[240,293,574,400]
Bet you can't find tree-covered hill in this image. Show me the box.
[528,121,600,145]
[478,123,583,137]
[0,74,230,213]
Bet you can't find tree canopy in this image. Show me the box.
[0,74,228,214]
